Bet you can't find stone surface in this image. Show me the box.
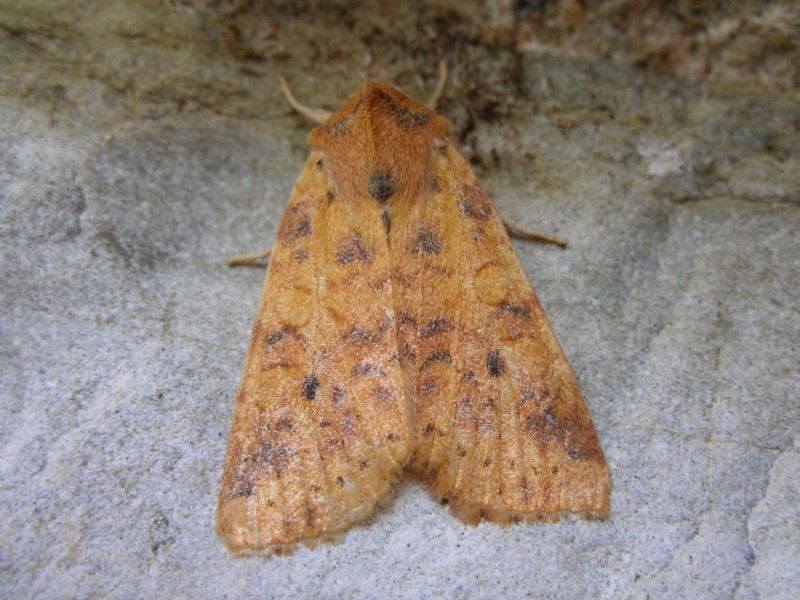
[1,1,798,598]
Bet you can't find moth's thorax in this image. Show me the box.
[307,81,450,206]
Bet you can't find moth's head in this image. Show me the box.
[309,80,449,146]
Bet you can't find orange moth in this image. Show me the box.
[217,67,610,556]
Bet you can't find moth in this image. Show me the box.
[217,68,610,556]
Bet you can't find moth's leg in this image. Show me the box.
[227,244,273,267]
[500,212,567,248]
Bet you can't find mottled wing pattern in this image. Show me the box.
[219,78,609,556]
[392,139,610,524]
[216,151,413,555]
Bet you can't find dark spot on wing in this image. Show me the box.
[325,435,344,450]
[418,376,441,396]
[399,311,417,326]
[422,349,452,368]
[265,326,303,346]
[275,418,294,431]
[368,171,395,204]
[524,406,560,443]
[399,341,416,364]
[382,207,391,234]
[497,300,530,320]
[525,406,604,464]
[412,226,443,256]
[566,439,604,463]
[302,373,320,400]
[336,233,369,264]
[331,386,345,407]
[304,503,317,526]
[259,440,292,479]
[454,395,477,430]
[459,185,492,220]
[278,214,311,240]
[352,361,381,377]
[420,316,454,338]
[520,386,550,404]
[227,477,254,500]
[342,410,358,435]
[293,247,308,261]
[487,351,505,377]
[344,326,375,345]
[372,385,393,402]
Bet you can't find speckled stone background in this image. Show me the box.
[1,1,798,598]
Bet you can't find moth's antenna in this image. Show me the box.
[279,76,332,124]
[425,61,448,110]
